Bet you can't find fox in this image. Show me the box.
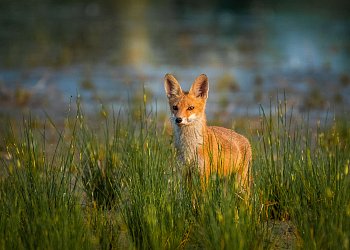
[164,73,252,192]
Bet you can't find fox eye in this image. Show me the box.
[172,105,178,110]
[187,106,194,111]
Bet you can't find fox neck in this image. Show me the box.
[173,115,207,164]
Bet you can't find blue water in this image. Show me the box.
[0,3,349,122]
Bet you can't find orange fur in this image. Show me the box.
[164,73,252,192]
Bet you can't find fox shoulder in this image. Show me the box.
[207,126,251,149]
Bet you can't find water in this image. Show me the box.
[0,1,349,122]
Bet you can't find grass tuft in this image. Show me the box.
[0,95,349,249]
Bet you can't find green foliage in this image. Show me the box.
[0,117,88,249]
[255,97,350,249]
[0,96,349,249]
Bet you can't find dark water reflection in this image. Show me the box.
[0,1,349,123]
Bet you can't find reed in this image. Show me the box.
[0,95,349,249]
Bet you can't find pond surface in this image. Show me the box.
[0,1,349,123]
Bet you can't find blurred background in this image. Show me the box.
[0,0,349,124]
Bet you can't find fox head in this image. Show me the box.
[164,74,209,126]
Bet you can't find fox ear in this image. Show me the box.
[164,74,182,98]
[190,74,209,99]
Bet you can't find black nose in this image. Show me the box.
[175,118,182,124]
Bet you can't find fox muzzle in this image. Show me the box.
[175,117,183,124]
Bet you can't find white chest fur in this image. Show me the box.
[172,120,204,164]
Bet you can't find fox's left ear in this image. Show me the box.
[164,73,182,98]
[189,74,209,99]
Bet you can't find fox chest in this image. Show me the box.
[173,126,205,166]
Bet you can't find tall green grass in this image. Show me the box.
[0,116,88,249]
[255,99,350,249]
[0,96,349,249]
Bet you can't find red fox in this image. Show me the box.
[164,73,252,192]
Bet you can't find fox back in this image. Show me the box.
[164,73,252,191]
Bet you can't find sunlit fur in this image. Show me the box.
[164,73,252,192]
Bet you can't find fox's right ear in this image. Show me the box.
[164,74,182,98]
[189,74,209,99]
